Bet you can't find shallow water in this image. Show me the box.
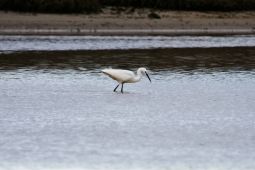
[1,35,255,52]
[0,42,255,170]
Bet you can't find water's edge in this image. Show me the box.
[1,35,255,52]
[1,28,255,36]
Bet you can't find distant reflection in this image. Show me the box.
[0,47,255,75]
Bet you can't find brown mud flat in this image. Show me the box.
[0,9,255,35]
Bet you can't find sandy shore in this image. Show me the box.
[1,8,255,35]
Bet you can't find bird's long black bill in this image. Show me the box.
[145,71,151,82]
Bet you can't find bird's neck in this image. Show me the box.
[133,70,143,82]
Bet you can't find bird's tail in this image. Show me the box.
[102,67,112,73]
[101,69,107,74]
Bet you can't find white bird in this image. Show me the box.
[102,67,151,93]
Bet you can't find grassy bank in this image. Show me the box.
[1,0,255,14]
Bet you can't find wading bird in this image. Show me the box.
[102,67,151,93]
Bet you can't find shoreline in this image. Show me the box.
[1,9,255,36]
[1,28,255,36]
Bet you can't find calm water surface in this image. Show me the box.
[1,35,255,52]
[0,36,255,170]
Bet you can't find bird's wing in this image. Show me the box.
[102,69,135,83]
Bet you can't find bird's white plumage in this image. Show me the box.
[102,69,135,83]
[102,67,151,93]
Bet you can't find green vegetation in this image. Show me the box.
[0,0,255,13]
[101,0,255,11]
[0,0,101,13]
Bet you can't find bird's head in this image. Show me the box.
[138,67,151,82]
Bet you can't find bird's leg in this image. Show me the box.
[121,83,124,93]
[113,84,119,92]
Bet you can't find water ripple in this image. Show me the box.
[1,35,255,52]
